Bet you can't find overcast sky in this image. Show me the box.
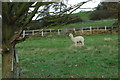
[67,0,101,12]
[32,0,101,20]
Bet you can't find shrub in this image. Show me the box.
[89,10,112,20]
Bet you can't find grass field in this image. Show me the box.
[71,12,91,21]
[47,11,117,29]
[16,33,118,78]
[49,19,117,29]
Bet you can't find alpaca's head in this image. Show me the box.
[69,33,73,37]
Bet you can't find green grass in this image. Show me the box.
[49,19,117,29]
[47,12,117,29]
[71,12,91,21]
[16,33,118,78]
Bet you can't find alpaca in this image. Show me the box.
[69,33,84,46]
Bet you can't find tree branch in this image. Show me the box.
[11,2,33,23]
[10,2,54,45]
[23,2,54,26]
[10,26,24,44]
[13,37,27,46]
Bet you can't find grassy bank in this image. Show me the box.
[47,11,117,29]
[49,19,117,29]
[71,12,91,21]
[16,33,118,78]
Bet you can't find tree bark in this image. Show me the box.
[2,47,14,78]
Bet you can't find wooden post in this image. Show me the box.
[32,30,34,35]
[58,29,60,35]
[11,56,13,71]
[14,48,19,64]
[41,29,44,36]
[23,30,25,38]
[73,28,75,32]
[14,47,20,78]
[82,28,83,33]
[97,27,99,30]
[90,26,92,33]
[105,26,107,31]
[66,28,68,32]
[73,28,76,34]
[50,29,51,33]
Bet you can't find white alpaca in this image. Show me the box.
[69,33,84,46]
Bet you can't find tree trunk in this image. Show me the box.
[2,47,14,78]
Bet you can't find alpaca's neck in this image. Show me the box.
[70,35,74,39]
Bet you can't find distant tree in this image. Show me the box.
[90,2,118,20]
[89,10,112,20]
[96,2,118,18]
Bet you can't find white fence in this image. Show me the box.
[21,26,112,38]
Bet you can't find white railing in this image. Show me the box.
[21,26,112,38]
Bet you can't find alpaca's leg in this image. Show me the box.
[82,41,84,46]
[79,41,82,46]
[75,42,77,46]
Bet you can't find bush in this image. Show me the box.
[89,10,112,20]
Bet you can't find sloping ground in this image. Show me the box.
[47,11,117,29]
[71,12,91,21]
[16,33,118,78]
[48,19,117,29]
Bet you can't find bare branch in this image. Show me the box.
[11,2,33,23]
[10,2,54,45]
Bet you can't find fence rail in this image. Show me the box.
[21,26,113,38]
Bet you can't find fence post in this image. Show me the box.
[15,51,19,64]
[23,30,25,38]
[14,47,21,78]
[66,28,68,32]
[32,30,34,35]
[41,29,44,36]
[97,27,99,30]
[11,56,14,71]
[14,47,19,64]
[90,26,92,33]
[105,26,107,31]
[82,28,83,33]
[58,29,60,35]
[73,28,75,32]
[50,29,51,33]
